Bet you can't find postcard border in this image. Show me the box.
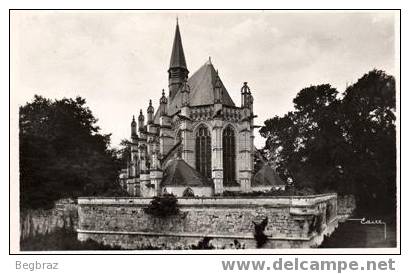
[8,8,402,256]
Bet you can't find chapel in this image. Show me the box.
[120,21,285,197]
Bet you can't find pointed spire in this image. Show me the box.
[169,20,187,70]
[160,89,168,105]
[159,89,168,116]
[131,115,137,138]
[215,70,222,88]
[147,99,154,113]
[214,70,222,104]
[138,109,145,130]
[138,109,144,120]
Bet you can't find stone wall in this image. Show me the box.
[77,194,338,249]
[20,199,78,239]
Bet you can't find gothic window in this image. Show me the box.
[175,130,182,158]
[182,187,195,197]
[195,125,211,179]
[223,126,236,184]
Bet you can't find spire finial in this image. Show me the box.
[162,89,165,96]
[241,82,251,94]
[176,16,179,25]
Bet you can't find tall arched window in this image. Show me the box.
[223,126,236,184]
[195,125,211,179]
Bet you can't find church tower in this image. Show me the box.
[168,20,189,100]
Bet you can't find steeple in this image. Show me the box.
[169,19,187,70]
[168,19,189,101]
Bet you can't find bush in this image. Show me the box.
[143,194,180,217]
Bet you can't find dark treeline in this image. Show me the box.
[260,69,396,215]
[19,96,127,210]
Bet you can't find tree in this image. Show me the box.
[261,84,350,193]
[116,139,131,168]
[341,70,396,214]
[19,95,124,210]
[260,70,396,214]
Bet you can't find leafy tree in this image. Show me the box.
[261,84,349,193]
[341,70,396,214]
[19,95,124,210]
[116,139,131,168]
[260,70,396,214]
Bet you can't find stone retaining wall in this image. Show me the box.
[77,194,338,249]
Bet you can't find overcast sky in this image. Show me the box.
[11,11,397,148]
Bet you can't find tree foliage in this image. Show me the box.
[143,194,180,217]
[19,95,125,210]
[117,139,131,168]
[260,70,396,214]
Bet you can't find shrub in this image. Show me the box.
[143,194,180,217]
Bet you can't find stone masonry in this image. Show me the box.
[77,194,338,249]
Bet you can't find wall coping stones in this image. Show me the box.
[77,193,337,208]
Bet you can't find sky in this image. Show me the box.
[11,11,397,148]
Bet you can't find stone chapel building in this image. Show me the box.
[120,21,285,197]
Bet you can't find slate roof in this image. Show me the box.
[161,158,212,187]
[168,61,236,115]
[153,60,236,123]
[252,164,285,187]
